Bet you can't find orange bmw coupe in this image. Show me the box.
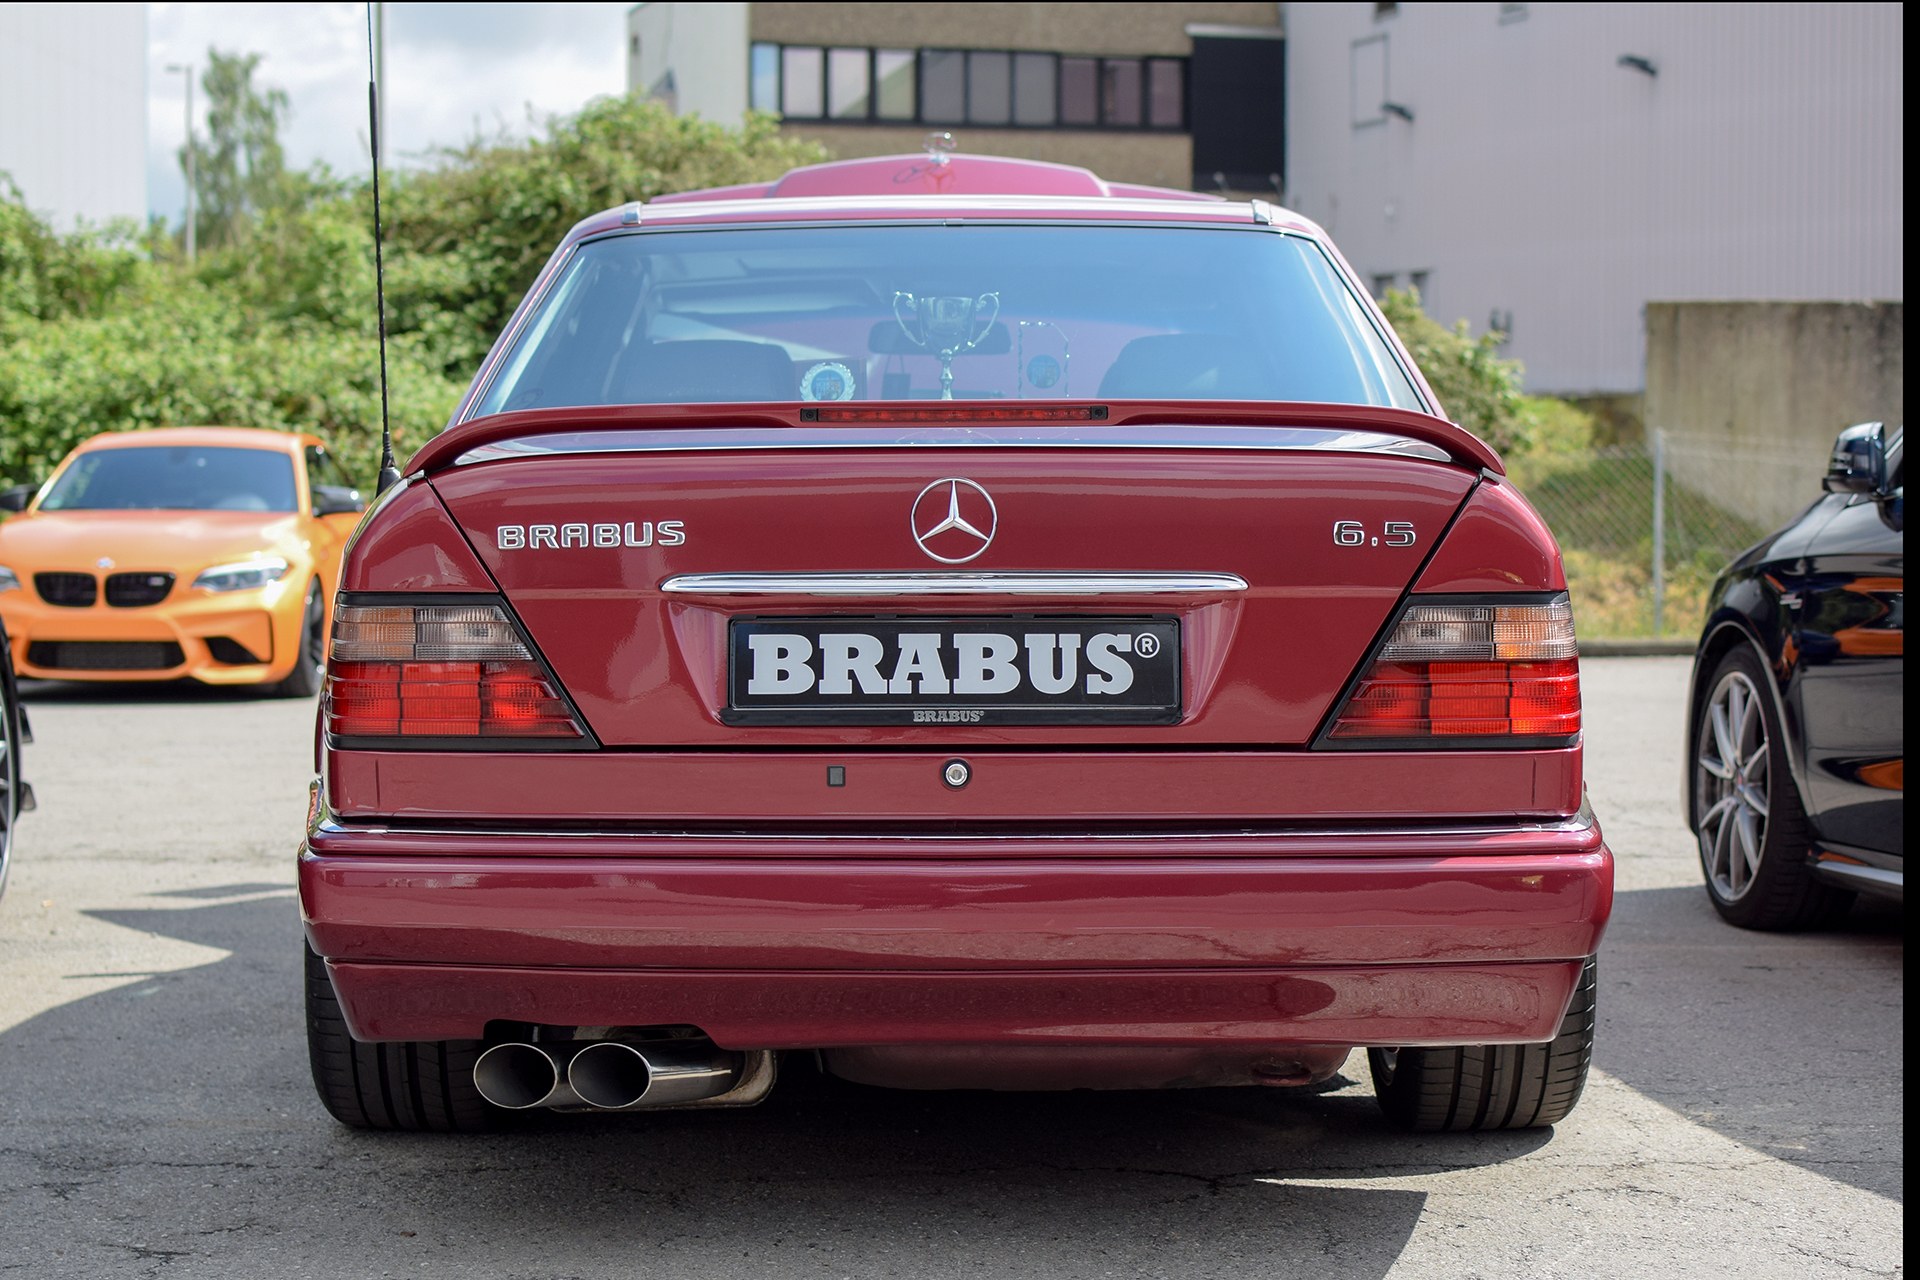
[0,427,365,694]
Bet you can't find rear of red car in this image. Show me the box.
[301,159,1608,1133]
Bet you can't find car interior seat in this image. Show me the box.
[614,340,796,403]
[1096,333,1279,400]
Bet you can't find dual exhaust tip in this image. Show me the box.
[473,1039,742,1112]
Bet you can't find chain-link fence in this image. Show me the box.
[1507,434,1823,639]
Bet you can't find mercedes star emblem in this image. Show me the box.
[910,478,998,564]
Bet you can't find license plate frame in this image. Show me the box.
[724,615,1182,726]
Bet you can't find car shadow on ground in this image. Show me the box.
[1598,883,1904,1201]
[0,893,1572,1277]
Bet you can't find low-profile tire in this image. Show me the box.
[1368,955,1596,1131]
[1692,646,1854,930]
[305,942,503,1132]
[275,579,327,698]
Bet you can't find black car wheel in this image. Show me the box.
[277,579,327,698]
[1693,647,1853,929]
[305,943,503,1131]
[1368,955,1596,1131]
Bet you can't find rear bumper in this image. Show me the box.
[303,817,1611,1046]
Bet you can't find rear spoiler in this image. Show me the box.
[405,402,1503,477]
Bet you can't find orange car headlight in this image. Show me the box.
[0,565,19,594]
[192,556,290,593]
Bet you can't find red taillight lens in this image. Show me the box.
[1329,598,1579,741]
[324,605,584,740]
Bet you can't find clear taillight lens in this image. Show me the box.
[1329,596,1580,740]
[325,603,584,739]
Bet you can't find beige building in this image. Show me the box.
[627,2,1286,191]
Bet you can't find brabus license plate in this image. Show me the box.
[725,617,1181,725]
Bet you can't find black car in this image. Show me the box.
[0,614,30,900]
[1686,422,1903,928]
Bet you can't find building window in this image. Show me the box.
[753,44,1186,131]
[750,43,779,113]
[1013,52,1056,125]
[920,49,965,122]
[1147,59,1183,129]
[781,46,823,118]
[1409,270,1430,301]
[1060,57,1098,125]
[968,51,1012,125]
[1351,36,1387,127]
[1372,273,1396,299]
[876,49,915,119]
[1498,3,1529,23]
[828,48,869,118]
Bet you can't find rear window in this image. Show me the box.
[41,446,298,513]
[471,225,1424,415]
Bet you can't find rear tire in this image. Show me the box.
[1692,647,1854,930]
[1368,955,1596,1131]
[305,943,502,1132]
[276,579,326,698]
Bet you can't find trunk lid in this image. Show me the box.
[430,440,1474,746]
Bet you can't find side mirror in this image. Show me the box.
[312,486,367,516]
[0,484,35,513]
[1822,422,1887,495]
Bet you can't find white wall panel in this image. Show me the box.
[1284,2,1904,394]
[0,2,147,229]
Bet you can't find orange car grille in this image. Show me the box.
[30,572,177,608]
[27,640,186,671]
[105,572,175,607]
[35,572,96,607]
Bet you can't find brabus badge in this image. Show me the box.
[494,520,685,550]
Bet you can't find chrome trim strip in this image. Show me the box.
[1810,854,1903,901]
[311,810,1597,844]
[659,571,1248,597]
[455,424,1453,465]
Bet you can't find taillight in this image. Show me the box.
[324,603,585,740]
[1327,596,1579,742]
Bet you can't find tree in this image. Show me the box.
[181,50,292,251]
[1379,287,1529,456]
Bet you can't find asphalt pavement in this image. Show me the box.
[0,657,1901,1278]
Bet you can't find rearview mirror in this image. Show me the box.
[1823,422,1887,495]
[0,484,35,513]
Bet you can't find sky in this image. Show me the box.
[148,2,627,225]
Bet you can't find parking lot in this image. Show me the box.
[0,657,1901,1279]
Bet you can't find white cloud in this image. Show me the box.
[148,1,625,225]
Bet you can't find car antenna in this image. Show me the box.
[367,2,400,496]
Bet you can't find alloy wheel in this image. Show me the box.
[1696,670,1771,900]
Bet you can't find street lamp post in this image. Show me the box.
[165,62,196,264]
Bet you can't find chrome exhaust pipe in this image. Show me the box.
[567,1041,743,1111]
[472,1041,585,1110]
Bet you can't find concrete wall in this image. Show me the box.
[0,2,146,229]
[1646,302,1904,529]
[1285,2,1905,397]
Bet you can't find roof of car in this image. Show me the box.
[564,152,1325,245]
[80,427,313,452]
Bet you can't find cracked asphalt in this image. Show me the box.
[0,657,1901,1278]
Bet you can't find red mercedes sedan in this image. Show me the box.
[301,151,1609,1133]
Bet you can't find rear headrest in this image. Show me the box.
[615,340,795,403]
[1096,334,1277,399]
